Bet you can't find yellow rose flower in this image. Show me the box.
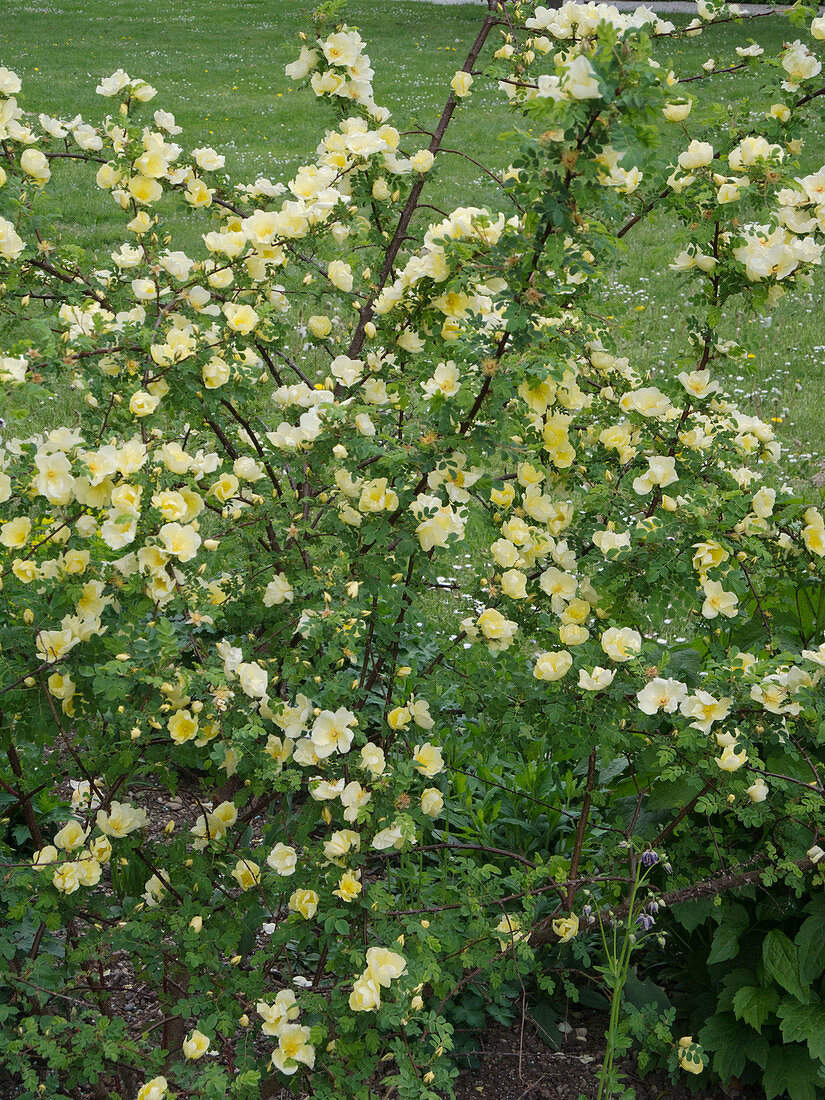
[533,650,573,682]
[129,390,160,417]
[450,71,474,97]
[32,845,59,869]
[349,970,382,1011]
[53,820,88,851]
[137,1077,168,1100]
[333,869,362,902]
[552,913,580,943]
[168,709,199,745]
[223,302,259,335]
[182,1030,210,1060]
[413,742,444,778]
[288,888,319,919]
[53,862,81,894]
[230,859,261,891]
[366,946,407,986]
[0,516,32,549]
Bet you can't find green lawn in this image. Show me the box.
[3,0,825,473]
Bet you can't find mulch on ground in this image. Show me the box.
[451,1016,763,1100]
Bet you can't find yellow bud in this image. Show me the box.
[189,915,203,933]
[230,955,242,965]
[23,608,33,624]
[185,858,193,868]
[239,1014,249,1027]
[130,726,141,740]
[191,700,203,713]
[115,653,130,662]
[117,705,125,713]
[364,321,376,338]
[164,820,175,834]
[322,806,332,825]
[24,677,36,687]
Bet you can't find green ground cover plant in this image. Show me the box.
[2,2,825,1099]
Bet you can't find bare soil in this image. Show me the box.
[450,1016,761,1100]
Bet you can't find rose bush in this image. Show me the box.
[2,1,825,1096]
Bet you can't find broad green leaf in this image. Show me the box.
[699,1013,768,1081]
[707,923,740,965]
[763,1044,820,1100]
[732,985,779,1034]
[763,930,810,1004]
[670,897,716,932]
[778,1002,825,1063]
[796,915,825,985]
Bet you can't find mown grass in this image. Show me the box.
[2,1,825,472]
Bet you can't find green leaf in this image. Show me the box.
[777,1002,825,1063]
[707,905,749,965]
[698,1013,768,1081]
[528,1002,561,1049]
[670,897,716,932]
[796,915,825,985]
[622,972,671,1013]
[732,985,779,1033]
[763,930,810,1004]
[763,1044,821,1100]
